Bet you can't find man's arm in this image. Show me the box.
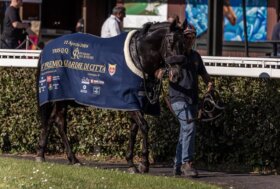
[196,52,214,91]
[12,21,29,29]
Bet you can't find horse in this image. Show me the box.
[35,21,185,173]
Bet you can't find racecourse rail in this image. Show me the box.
[1,49,280,78]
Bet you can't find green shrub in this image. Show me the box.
[1,68,280,171]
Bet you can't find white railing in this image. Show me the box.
[0,49,41,68]
[202,56,280,78]
[1,49,280,78]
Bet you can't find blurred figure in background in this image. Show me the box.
[272,12,280,56]
[0,0,31,49]
[168,14,181,29]
[101,6,126,38]
[75,18,84,33]
[168,14,182,32]
[223,0,237,26]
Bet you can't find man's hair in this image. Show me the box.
[112,6,126,15]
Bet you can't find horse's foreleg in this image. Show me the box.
[138,113,150,173]
[36,104,53,162]
[55,103,80,165]
[130,111,150,173]
[126,120,139,173]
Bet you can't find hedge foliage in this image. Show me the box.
[1,67,280,171]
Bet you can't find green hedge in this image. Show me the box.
[0,68,280,171]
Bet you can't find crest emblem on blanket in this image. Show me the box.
[72,48,80,59]
[108,64,117,76]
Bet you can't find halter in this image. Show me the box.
[142,32,184,104]
[131,31,181,104]
[160,32,185,59]
[128,26,185,105]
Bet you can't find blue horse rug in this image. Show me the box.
[38,32,159,115]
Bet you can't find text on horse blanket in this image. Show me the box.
[38,32,147,111]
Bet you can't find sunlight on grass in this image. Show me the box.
[0,157,221,189]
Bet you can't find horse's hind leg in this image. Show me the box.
[137,112,150,173]
[55,102,80,165]
[36,103,54,162]
[129,111,150,173]
[126,117,139,173]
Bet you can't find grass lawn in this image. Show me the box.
[0,157,221,189]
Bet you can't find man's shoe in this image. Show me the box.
[181,162,198,178]
[173,167,182,176]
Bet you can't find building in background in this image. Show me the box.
[0,0,280,57]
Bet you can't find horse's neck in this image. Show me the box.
[132,35,163,76]
[129,27,170,76]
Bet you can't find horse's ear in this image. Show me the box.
[182,19,188,29]
[169,20,183,32]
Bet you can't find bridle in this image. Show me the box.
[133,31,184,105]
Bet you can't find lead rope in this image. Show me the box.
[164,90,224,124]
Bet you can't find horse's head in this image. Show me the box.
[165,23,197,83]
[127,22,185,104]
[135,22,185,77]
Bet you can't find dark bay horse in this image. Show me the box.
[36,22,184,173]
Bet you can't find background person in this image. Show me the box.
[75,18,84,33]
[101,6,126,38]
[0,0,31,49]
[223,0,237,26]
[272,12,280,56]
[167,14,181,29]
[169,23,213,177]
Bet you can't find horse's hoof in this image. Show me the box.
[35,157,45,163]
[138,162,149,173]
[74,162,82,166]
[127,166,139,174]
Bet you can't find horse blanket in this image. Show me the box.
[38,32,158,113]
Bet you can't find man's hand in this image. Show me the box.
[207,81,214,92]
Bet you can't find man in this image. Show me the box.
[101,6,126,38]
[169,23,213,177]
[167,14,181,31]
[75,18,84,33]
[272,12,280,56]
[1,0,30,49]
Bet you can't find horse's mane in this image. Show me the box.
[139,22,170,36]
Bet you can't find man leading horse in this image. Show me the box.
[156,22,214,177]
